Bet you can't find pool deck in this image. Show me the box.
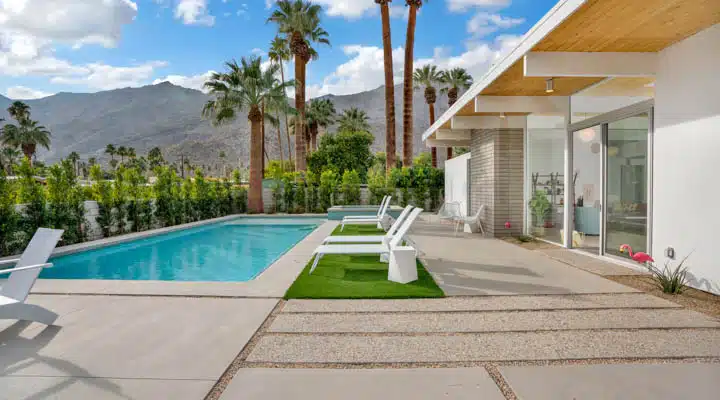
[26,217,337,298]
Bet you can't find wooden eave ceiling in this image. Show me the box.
[480,0,720,97]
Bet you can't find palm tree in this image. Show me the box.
[1,117,51,164]
[127,147,136,159]
[88,157,97,166]
[376,0,396,173]
[1,146,20,174]
[268,35,294,165]
[105,144,116,162]
[306,99,335,151]
[68,151,80,176]
[414,64,443,167]
[203,56,292,213]
[403,0,425,167]
[440,67,473,160]
[268,0,330,172]
[117,146,127,163]
[338,108,371,133]
[7,101,30,123]
[148,147,164,168]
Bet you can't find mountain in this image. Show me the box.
[0,82,450,168]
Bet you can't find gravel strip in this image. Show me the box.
[485,364,518,400]
[268,309,720,333]
[247,329,720,363]
[283,293,680,313]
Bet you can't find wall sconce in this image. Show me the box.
[499,112,506,119]
[545,78,555,93]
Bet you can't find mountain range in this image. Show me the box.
[0,82,451,169]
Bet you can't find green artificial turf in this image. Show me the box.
[284,224,445,299]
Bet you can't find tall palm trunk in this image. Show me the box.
[429,102,437,167]
[292,34,308,171]
[261,100,266,178]
[402,2,419,166]
[279,61,293,165]
[275,110,285,171]
[21,144,34,167]
[378,0,396,173]
[248,106,264,213]
[447,87,458,161]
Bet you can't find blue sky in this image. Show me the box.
[0,0,556,100]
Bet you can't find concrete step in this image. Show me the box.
[247,329,720,363]
[282,294,680,313]
[269,309,720,333]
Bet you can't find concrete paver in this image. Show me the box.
[269,309,720,333]
[500,363,720,400]
[538,248,647,276]
[410,228,638,295]
[283,293,680,313]
[220,368,505,400]
[248,329,720,363]
[0,377,214,400]
[0,295,277,399]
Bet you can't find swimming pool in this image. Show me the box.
[42,218,322,282]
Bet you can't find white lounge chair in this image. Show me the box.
[343,195,389,220]
[310,208,423,284]
[322,205,414,245]
[454,205,485,235]
[340,196,392,231]
[0,228,63,325]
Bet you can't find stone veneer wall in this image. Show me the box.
[469,128,525,237]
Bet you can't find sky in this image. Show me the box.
[0,0,557,100]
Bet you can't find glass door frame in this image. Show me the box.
[567,99,654,257]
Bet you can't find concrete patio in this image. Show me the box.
[2,219,719,399]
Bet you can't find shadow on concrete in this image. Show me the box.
[423,259,574,296]
[0,321,131,400]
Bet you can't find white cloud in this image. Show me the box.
[175,0,215,26]
[51,61,168,90]
[447,0,510,13]
[153,70,215,92]
[306,45,405,98]
[265,0,274,9]
[467,12,524,38]
[312,0,376,19]
[307,34,520,98]
[4,85,54,99]
[0,0,138,48]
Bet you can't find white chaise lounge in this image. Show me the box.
[342,195,389,220]
[340,196,392,231]
[310,208,423,284]
[322,205,414,245]
[0,228,64,325]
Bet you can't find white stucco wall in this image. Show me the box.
[444,153,471,216]
[653,24,720,294]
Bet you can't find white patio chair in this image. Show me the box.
[342,195,389,220]
[454,205,485,235]
[340,196,392,231]
[434,201,462,224]
[309,208,423,284]
[0,228,64,325]
[322,206,414,245]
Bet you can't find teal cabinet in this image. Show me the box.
[575,207,600,235]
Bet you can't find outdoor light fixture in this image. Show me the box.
[499,112,506,119]
[545,78,555,93]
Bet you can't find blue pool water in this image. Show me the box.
[42,220,320,282]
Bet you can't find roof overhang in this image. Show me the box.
[423,0,720,142]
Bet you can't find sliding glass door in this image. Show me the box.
[604,113,650,257]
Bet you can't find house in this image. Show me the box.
[424,0,720,294]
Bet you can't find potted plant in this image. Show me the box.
[529,190,551,236]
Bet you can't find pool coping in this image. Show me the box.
[4,216,336,298]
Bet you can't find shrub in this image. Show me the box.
[180,177,195,223]
[341,170,361,205]
[307,131,374,182]
[46,160,85,244]
[193,170,214,219]
[153,166,179,227]
[0,170,19,256]
[319,169,339,211]
[90,164,114,237]
[516,235,535,243]
[647,255,692,294]
[428,167,444,211]
[411,167,429,208]
[389,167,411,207]
[17,158,47,246]
[295,176,307,213]
[367,164,388,205]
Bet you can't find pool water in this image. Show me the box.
[42,221,319,282]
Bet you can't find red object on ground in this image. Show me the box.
[620,244,655,263]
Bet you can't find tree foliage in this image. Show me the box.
[307,130,374,181]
